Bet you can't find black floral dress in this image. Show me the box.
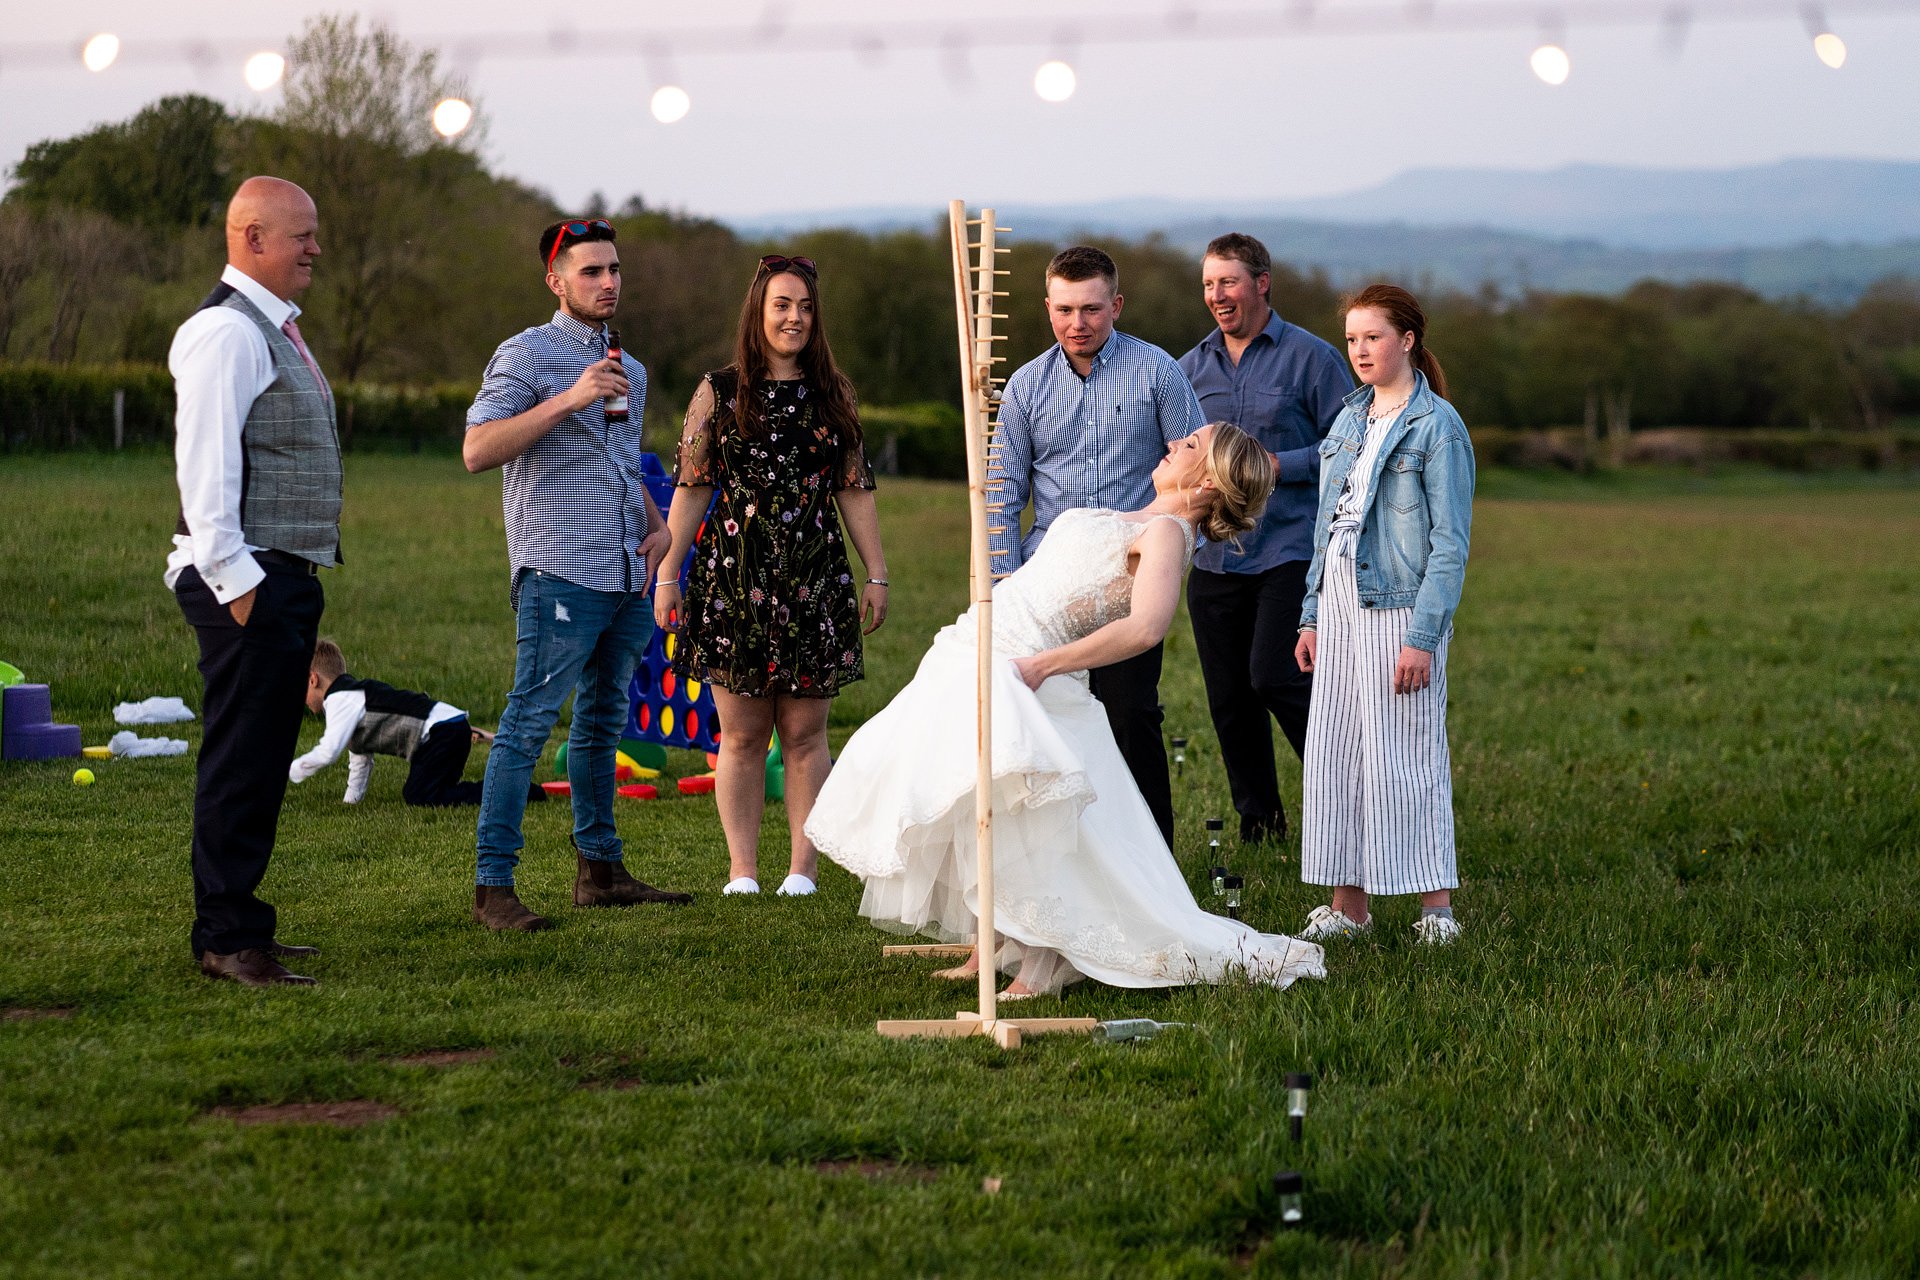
[673,369,875,698]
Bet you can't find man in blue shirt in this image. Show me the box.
[990,246,1207,846]
[1178,234,1353,846]
[463,218,691,930]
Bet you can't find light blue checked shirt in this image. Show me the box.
[988,331,1206,574]
[467,310,653,608]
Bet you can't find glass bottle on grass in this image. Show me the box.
[604,327,630,425]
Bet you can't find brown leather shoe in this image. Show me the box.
[269,940,320,959]
[473,885,553,932]
[200,948,317,987]
[573,853,693,907]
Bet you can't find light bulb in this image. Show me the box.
[432,98,474,138]
[1813,33,1846,69]
[1034,59,1076,103]
[1529,43,1571,86]
[82,34,120,73]
[244,52,286,92]
[651,85,691,124]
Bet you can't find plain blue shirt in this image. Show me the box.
[989,331,1206,574]
[1179,308,1353,572]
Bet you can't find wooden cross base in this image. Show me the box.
[876,1011,1098,1050]
[881,944,976,957]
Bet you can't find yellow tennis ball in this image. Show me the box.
[72,768,95,786]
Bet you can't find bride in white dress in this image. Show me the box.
[805,423,1327,997]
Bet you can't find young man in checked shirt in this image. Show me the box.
[988,245,1208,848]
[461,218,692,930]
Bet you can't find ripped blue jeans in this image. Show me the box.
[476,570,654,887]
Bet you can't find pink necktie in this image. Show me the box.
[281,318,329,398]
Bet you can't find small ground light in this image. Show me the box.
[1033,59,1076,102]
[651,85,692,124]
[82,34,120,73]
[1171,736,1187,776]
[244,51,286,92]
[1223,874,1243,918]
[1274,1170,1304,1226]
[432,98,473,138]
[1812,32,1846,68]
[1207,818,1226,895]
[1529,43,1571,85]
[1286,1072,1313,1141]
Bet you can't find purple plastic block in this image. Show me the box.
[2,721,82,761]
[2,683,54,729]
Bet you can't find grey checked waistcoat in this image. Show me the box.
[176,282,343,566]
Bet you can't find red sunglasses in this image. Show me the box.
[547,219,615,271]
[758,254,818,279]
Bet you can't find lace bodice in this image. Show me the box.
[966,509,1194,659]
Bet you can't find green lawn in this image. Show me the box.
[2,453,1917,1279]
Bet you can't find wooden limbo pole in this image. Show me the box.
[874,201,1097,1049]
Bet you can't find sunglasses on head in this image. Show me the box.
[757,254,817,279]
[546,219,615,271]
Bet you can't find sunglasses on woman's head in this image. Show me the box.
[758,254,818,279]
[547,219,616,271]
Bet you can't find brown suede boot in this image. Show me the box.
[573,854,694,907]
[473,885,553,931]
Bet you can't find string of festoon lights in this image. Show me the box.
[16,0,1913,137]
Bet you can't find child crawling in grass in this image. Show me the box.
[290,638,543,807]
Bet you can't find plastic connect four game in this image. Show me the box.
[625,454,722,755]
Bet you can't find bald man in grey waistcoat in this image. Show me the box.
[166,177,340,987]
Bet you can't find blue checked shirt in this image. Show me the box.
[988,331,1206,574]
[467,311,653,608]
[1179,309,1353,573]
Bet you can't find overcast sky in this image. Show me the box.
[4,1,1916,219]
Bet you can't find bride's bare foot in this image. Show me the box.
[931,949,979,981]
[999,982,1038,1001]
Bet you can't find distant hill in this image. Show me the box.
[728,158,1920,304]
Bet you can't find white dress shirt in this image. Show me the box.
[164,264,307,603]
[289,689,466,803]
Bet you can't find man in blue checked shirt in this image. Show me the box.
[461,218,692,931]
[1178,233,1353,848]
[989,245,1207,847]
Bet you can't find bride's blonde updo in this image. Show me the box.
[1198,421,1276,545]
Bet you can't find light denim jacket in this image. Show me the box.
[1299,372,1474,652]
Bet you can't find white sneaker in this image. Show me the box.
[723,877,760,895]
[1299,905,1372,941]
[1413,913,1462,945]
[776,874,816,897]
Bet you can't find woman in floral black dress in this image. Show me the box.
[654,256,889,897]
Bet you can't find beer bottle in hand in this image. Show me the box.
[604,327,630,425]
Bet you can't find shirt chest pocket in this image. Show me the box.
[1248,386,1305,447]
[1382,449,1427,514]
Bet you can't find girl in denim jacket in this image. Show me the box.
[1292,285,1474,945]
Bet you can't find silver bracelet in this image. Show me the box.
[866,578,890,587]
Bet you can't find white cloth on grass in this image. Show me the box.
[108,730,189,758]
[113,696,195,725]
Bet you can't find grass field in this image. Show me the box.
[2,453,1917,1279]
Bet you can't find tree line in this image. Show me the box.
[3,15,1917,439]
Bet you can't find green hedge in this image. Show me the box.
[0,363,972,470]
[861,401,967,480]
[0,361,477,453]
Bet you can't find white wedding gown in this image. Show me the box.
[805,508,1327,995]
